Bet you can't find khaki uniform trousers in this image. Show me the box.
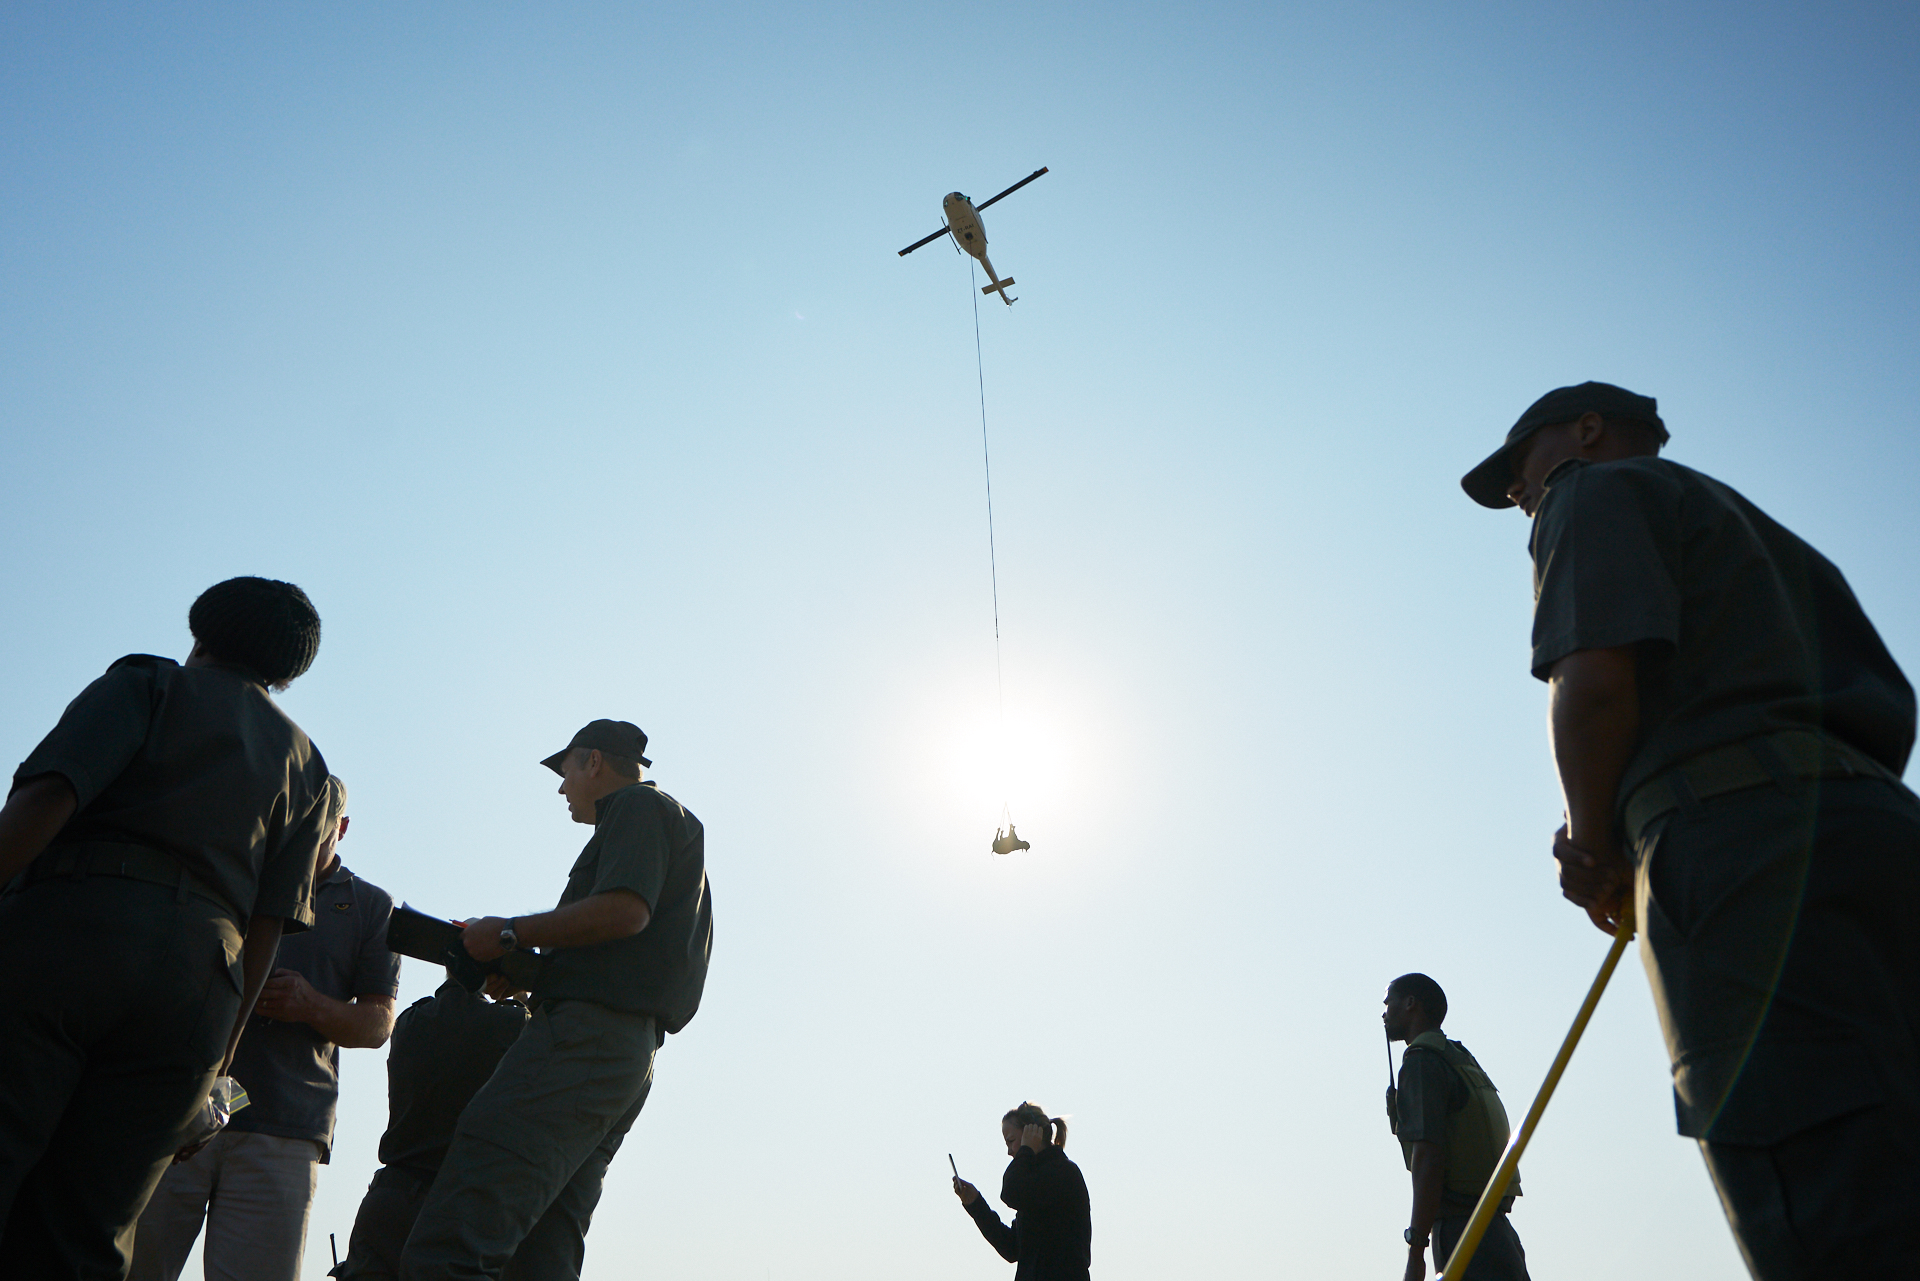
[130,1129,322,1281]
[398,998,657,1281]
[1634,775,1920,1279]
[0,878,241,1281]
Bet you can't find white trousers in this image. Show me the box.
[128,1130,320,1281]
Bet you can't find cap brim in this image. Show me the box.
[1461,443,1519,509]
[539,747,652,772]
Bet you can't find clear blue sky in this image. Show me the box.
[4,4,1916,1278]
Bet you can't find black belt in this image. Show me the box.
[1622,729,1906,846]
[19,840,243,923]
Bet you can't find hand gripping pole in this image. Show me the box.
[1437,904,1636,1280]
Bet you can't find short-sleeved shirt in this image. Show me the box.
[10,655,331,929]
[227,863,401,1159]
[531,781,713,1032]
[1529,458,1916,800]
[378,979,531,1174]
[1395,1044,1478,1216]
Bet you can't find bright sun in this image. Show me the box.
[948,706,1066,816]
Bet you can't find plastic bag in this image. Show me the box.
[180,1076,251,1151]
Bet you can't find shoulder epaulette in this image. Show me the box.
[107,653,177,673]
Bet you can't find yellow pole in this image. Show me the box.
[1436,904,1636,1280]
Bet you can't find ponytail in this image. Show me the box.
[1003,1101,1068,1149]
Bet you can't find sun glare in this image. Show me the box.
[940,703,1075,821]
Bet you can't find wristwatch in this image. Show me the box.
[498,919,519,952]
[1404,1228,1429,1248]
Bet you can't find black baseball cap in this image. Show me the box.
[1461,381,1666,509]
[540,719,652,774]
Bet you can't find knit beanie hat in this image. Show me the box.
[188,577,322,685]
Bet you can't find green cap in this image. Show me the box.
[540,719,652,773]
[1461,381,1666,509]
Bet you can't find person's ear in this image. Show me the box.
[1575,411,1606,448]
[338,815,351,840]
[586,748,603,777]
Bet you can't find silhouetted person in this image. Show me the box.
[398,719,713,1281]
[0,576,332,1280]
[329,977,531,1280]
[1463,382,1920,1278]
[952,1102,1090,1281]
[133,777,399,1281]
[1383,974,1530,1281]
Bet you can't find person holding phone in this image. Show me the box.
[951,1102,1091,1281]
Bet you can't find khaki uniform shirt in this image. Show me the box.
[11,654,329,929]
[1529,458,1915,801]
[532,781,712,1032]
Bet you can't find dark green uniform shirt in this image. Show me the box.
[531,781,712,1033]
[378,979,530,1174]
[1397,1043,1485,1217]
[10,655,329,929]
[1529,458,1916,800]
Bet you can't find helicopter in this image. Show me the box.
[898,167,1048,305]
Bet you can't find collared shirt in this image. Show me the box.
[1529,457,1916,800]
[531,781,712,1032]
[1396,1043,1477,1216]
[226,862,400,1159]
[11,655,329,929]
[378,979,531,1174]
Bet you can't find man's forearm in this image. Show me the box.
[517,891,651,949]
[461,890,652,965]
[223,915,284,1071]
[1548,646,1641,847]
[302,994,395,1049]
[1407,1141,1445,1241]
[0,775,78,885]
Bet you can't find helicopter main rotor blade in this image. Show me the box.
[974,166,1049,212]
[897,225,952,257]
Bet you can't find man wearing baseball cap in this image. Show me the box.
[1464,382,1920,1278]
[398,719,712,1281]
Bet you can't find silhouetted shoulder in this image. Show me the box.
[105,653,178,674]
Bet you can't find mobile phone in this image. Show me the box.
[949,1153,959,1178]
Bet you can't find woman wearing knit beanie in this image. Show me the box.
[0,576,334,1276]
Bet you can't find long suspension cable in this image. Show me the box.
[969,259,1005,728]
[969,259,1010,825]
